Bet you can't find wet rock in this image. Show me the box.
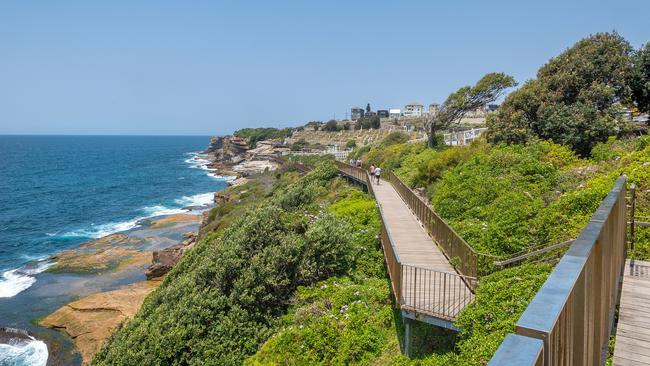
[148,214,202,228]
[40,281,161,365]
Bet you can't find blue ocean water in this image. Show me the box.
[0,135,227,294]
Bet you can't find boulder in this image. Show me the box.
[145,235,196,279]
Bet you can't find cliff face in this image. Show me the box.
[209,136,250,164]
[206,135,286,178]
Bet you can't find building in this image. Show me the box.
[389,108,401,119]
[404,102,424,118]
[465,106,486,118]
[377,110,389,118]
[428,103,440,116]
[365,111,377,117]
[351,107,365,121]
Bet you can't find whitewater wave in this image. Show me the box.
[211,174,237,181]
[175,192,214,207]
[60,218,142,239]
[184,152,215,172]
[0,337,48,366]
[185,152,236,181]
[0,260,54,298]
[59,191,214,241]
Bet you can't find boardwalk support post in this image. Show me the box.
[404,317,412,357]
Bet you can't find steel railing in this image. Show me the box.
[334,160,476,319]
[489,176,628,366]
[386,171,481,281]
[400,264,476,320]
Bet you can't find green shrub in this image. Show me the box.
[93,163,360,365]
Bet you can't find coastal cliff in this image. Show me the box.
[204,134,288,180]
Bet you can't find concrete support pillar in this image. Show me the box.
[404,317,412,357]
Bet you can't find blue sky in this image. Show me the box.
[0,1,647,135]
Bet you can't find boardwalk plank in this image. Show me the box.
[613,260,650,366]
[368,177,473,320]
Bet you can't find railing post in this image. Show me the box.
[630,182,636,254]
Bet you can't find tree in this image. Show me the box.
[345,139,357,149]
[354,116,380,130]
[487,32,634,155]
[342,121,351,130]
[369,116,380,129]
[323,119,340,132]
[631,42,650,114]
[425,72,516,147]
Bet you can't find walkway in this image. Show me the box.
[370,178,473,320]
[613,259,650,365]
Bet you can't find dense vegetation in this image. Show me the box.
[487,33,649,155]
[93,163,377,365]
[234,127,293,147]
[247,258,551,365]
[356,136,650,260]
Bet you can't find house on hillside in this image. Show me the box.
[389,108,401,119]
[404,102,424,118]
[377,110,389,118]
[351,107,365,121]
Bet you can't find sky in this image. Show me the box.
[0,1,648,135]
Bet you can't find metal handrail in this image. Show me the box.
[489,176,628,365]
[386,170,484,281]
[334,160,476,319]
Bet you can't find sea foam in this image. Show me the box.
[185,152,236,181]
[0,261,54,298]
[0,337,48,366]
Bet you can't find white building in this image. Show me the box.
[428,103,440,116]
[389,108,401,119]
[403,102,424,118]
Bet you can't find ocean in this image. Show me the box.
[0,135,228,293]
[0,135,228,364]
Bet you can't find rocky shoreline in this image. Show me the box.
[2,135,284,365]
[203,135,285,183]
[30,135,266,365]
[36,213,203,365]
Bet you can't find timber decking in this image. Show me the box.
[613,259,650,366]
[369,178,473,319]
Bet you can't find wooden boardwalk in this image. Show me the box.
[613,259,650,365]
[369,178,473,320]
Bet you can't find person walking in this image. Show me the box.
[374,166,381,184]
[356,159,362,168]
[349,158,355,166]
[369,164,375,177]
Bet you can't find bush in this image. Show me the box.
[92,163,357,365]
[323,120,340,132]
[234,127,293,147]
[381,132,410,147]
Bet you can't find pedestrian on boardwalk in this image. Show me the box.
[357,159,362,168]
[349,158,355,166]
[374,166,381,184]
[369,164,376,176]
